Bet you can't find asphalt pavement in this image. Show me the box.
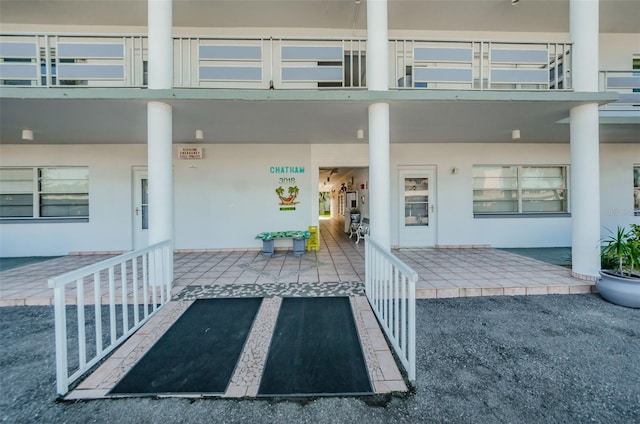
[1,294,638,423]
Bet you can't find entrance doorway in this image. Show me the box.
[318,167,369,227]
[132,168,148,249]
[398,167,437,247]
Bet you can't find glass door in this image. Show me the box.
[133,168,148,249]
[398,168,436,247]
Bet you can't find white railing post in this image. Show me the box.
[407,270,416,381]
[93,273,103,355]
[52,285,68,396]
[76,278,86,370]
[164,242,172,300]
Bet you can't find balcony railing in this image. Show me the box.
[392,39,572,91]
[0,34,147,87]
[175,36,367,89]
[599,70,640,110]
[0,33,581,93]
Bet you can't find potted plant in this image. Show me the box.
[597,224,640,308]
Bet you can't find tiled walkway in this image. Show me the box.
[0,217,593,306]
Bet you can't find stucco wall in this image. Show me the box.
[0,142,637,256]
[0,144,145,256]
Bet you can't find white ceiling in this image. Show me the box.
[1,95,637,145]
[1,0,638,33]
[1,1,638,146]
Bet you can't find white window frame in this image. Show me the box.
[472,164,569,217]
[0,166,89,221]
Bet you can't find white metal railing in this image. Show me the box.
[173,36,367,89]
[599,70,640,110]
[392,39,572,91]
[0,33,146,87]
[2,33,579,93]
[48,240,172,396]
[364,235,418,382]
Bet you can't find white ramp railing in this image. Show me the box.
[48,240,172,396]
[364,236,418,382]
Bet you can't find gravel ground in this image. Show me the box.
[1,294,639,424]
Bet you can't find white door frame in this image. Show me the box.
[398,166,437,248]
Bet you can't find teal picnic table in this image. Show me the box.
[256,230,311,256]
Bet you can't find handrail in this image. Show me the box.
[599,70,640,109]
[2,32,577,92]
[48,241,171,288]
[365,235,418,383]
[49,240,173,396]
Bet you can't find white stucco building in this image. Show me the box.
[0,0,638,282]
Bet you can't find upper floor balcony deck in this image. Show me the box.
[0,33,637,108]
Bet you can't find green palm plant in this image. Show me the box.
[601,226,639,277]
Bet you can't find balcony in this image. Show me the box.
[0,33,581,93]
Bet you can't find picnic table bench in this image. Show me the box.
[256,230,311,256]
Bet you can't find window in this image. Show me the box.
[0,167,89,220]
[473,165,568,215]
[634,166,639,215]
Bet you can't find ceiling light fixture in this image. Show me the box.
[21,129,33,141]
[512,129,521,140]
[511,0,520,5]
[356,129,364,141]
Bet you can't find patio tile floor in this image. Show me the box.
[0,217,594,306]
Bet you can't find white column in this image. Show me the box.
[366,0,389,91]
[147,101,173,246]
[569,0,600,280]
[369,103,391,249]
[146,0,174,284]
[148,0,173,89]
[366,0,391,250]
[570,0,599,92]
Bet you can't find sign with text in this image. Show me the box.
[271,165,304,211]
[178,146,203,159]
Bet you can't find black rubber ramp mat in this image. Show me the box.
[110,297,262,395]
[258,296,372,396]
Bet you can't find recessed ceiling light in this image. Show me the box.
[21,129,33,141]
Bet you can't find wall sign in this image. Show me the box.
[178,146,203,159]
[271,165,304,211]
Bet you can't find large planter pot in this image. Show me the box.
[596,270,640,309]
